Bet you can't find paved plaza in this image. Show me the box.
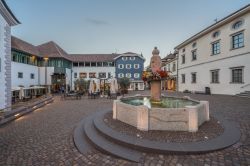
[0,91,250,166]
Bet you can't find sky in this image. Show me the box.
[6,0,250,65]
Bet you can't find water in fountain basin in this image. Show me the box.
[121,97,199,109]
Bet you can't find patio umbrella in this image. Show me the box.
[110,78,118,93]
[96,79,100,92]
[89,80,94,94]
[19,87,24,100]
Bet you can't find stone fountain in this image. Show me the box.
[113,47,210,132]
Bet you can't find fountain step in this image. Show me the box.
[93,110,241,154]
[73,116,93,154]
[83,113,143,162]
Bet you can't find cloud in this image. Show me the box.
[85,18,109,26]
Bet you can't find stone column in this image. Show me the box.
[151,81,161,101]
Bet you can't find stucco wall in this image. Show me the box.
[11,62,39,88]
[0,14,10,109]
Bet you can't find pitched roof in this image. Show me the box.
[11,36,40,56]
[114,52,145,61]
[36,41,71,61]
[69,54,119,62]
[162,52,177,61]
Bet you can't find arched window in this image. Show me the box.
[212,31,220,38]
[232,20,243,30]
[192,42,196,48]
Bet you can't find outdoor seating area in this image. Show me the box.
[11,86,47,104]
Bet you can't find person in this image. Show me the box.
[61,86,65,94]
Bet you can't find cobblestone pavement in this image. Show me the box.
[0,91,250,166]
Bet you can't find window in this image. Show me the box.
[99,72,106,78]
[97,62,102,67]
[212,31,220,38]
[134,64,140,69]
[130,57,135,60]
[118,73,124,78]
[103,62,108,66]
[18,72,23,78]
[85,62,90,67]
[192,42,197,48]
[108,72,111,78]
[232,20,243,30]
[126,73,131,78]
[79,62,85,67]
[118,64,124,69]
[232,32,244,49]
[167,64,170,71]
[181,74,185,83]
[181,55,185,64]
[134,73,140,78]
[192,50,197,61]
[91,62,96,67]
[191,73,196,83]
[126,64,131,69]
[212,41,220,55]
[231,67,243,83]
[108,62,114,66]
[30,73,35,79]
[122,57,127,61]
[79,72,87,78]
[172,62,176,72]
[211,70,219,83]
[73,62,79,67]
[74,72,77,78]
[182,48,185,52]
[89,72,96,78]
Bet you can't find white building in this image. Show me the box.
[70,54,117,90]
[175,4,250,95]
[0,0,19,110]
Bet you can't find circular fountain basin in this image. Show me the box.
[113,95,209,132]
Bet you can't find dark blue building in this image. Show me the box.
[114,52,145,90]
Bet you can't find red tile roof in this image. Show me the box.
[36,41,72,61]
[11,36,41,56]
[69,54,119,62]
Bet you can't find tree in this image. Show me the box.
[74,78,89,92]
[118,78,130,94]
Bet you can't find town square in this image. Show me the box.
[0,0,250,165]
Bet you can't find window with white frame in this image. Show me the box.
[126,73,131,78]
[212,41,220,55]
[122,57,127,61]
[130,57,135,60]
[231,67,244,83]
[118,73,124,78]
[134,73,140,78]
[191,72,197,83]
[118,64,124,69]
[98,72,106,78]
[210,70,219,83]
[74,72,77,78]
[232,32,244,49]
[126,64,131,69]
[134,64,140,69]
